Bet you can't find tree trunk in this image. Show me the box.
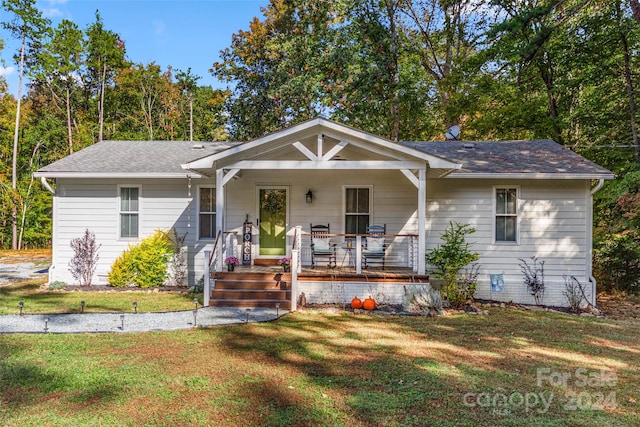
[620,19,640,164]
[385,0,400,142]
[189,97,193,142]
[11,30,26,250]
[98,62,106,141]
[631,0,640,24]
[66,85,74,154]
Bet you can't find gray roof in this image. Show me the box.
[36,140,238,175]
[36,138,613,179]
[402,139,614,177]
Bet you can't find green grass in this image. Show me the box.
[1,307,638,426]
[0,280,202,314]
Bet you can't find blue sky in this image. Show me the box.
[1,0,268,95]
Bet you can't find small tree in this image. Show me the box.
[519,256,545,305]
[69,229,100,286]
[425,222,480,308]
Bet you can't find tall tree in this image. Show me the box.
[84,10,127,142]
[175,68,200,141]
[1,0,50,249]
[32,19,84,154]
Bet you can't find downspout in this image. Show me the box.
[590,178,605,195]
[40,176,55,194]
[588,178,605,307]
[40,177,56,285]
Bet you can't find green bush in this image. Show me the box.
[108,230,175,288]
[425,222,480,308]
[48,281,67,290]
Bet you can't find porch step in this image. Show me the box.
[209,299,291,309]
[210,271,291,309]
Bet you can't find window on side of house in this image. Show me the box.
[119,186,139,238]
[345,186,371,235]
[199,187,216,240]
[495,187,518,243]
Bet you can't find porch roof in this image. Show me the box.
[181,117,462,177]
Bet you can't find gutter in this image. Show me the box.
[40,177,55,194]
[590,178,605,195]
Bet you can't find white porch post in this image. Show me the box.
[418,168,427,275]
[216,168,225,269]
[355,235,362,274]
[203,250,211,306]
[291,249,298,312]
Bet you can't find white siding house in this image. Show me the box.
[34,118,613,308]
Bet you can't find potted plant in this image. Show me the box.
[225,256,239,271]
[278,257,291,272]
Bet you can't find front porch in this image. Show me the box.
[208,263,430,310]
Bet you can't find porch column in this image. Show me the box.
[216,168,225,269]
[418,168,426,275]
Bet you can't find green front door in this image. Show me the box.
[258,188,288,256]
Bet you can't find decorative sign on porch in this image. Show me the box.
[242,221,252,265]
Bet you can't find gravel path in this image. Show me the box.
[0,307,285,334]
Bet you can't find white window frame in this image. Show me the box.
[118,184,141,240]
[493,185,520,245]
[198,185,216,241]
[343,185,373,235]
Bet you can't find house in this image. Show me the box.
[34,118,614,308]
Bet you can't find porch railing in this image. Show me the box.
[299,232,419,273]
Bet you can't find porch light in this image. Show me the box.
[306,189,313,204]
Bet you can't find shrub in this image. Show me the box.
[108,230,175,288]
[68,229,101,286]
[425,222,480,308]
[519,257,545,305]
[563,275,587,312]
[402,284,443,315]
[48,281,67,290]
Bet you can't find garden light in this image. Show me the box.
[81,301,85,313]
[18,301,24,315]
[120,314,125,330]
[44,317,49,333]
[132,301,137,313]
[275,303,280,318]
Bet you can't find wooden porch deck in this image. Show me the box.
[209,265,430,309]
[215,264,430,282]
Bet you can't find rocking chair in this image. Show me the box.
[363,224,387,269]
[310,223,336,268]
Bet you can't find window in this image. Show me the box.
[495,187,518,243]
[119,186,139,238]
[345,187,371,235]
[199,187,216,239]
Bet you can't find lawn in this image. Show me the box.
[1,306,638,426]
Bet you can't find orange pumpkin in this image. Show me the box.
[351,297,363,309]
[363,297,376,311]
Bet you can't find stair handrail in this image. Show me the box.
[209,230,222,271]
